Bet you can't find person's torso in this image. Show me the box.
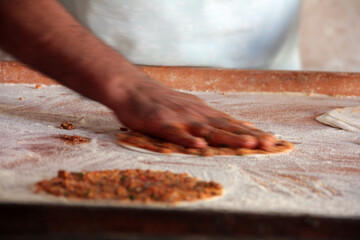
[63,0,301,69]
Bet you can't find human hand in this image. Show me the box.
[0,0,275,151]
[110,77,277,150]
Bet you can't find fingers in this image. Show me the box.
[207,117,277,150]
[188,123,258,149]
[119,85,276,151]
[152,124,208,149]
[229,119,255,128]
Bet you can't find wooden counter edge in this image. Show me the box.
[1,61,360,96]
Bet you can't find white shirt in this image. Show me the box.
[1,0,301,70]
[61,0,301,70]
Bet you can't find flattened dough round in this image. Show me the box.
[316,106,360,132]
[118,131,294,156]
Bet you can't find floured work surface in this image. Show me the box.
[1,84,360,217]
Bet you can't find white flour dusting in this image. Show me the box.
[1,83,360,216]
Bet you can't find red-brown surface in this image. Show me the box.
[0,61,58,85]
[140,66,360,96]
[1,61,360,96]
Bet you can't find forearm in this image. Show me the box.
[0,0,144,107]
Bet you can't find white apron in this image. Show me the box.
[1,0,301,70]
[61,0,301,70]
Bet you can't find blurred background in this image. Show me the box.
[0,0,358,73]
[300,0,360,72]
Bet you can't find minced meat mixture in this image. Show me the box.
[36,169,223,203]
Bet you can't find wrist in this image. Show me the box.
[99,66,150,111]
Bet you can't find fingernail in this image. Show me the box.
[241,135,257,148]
[259,135,276,149]
[193,138,208,149]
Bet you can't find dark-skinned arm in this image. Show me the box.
[0,0,276,149]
